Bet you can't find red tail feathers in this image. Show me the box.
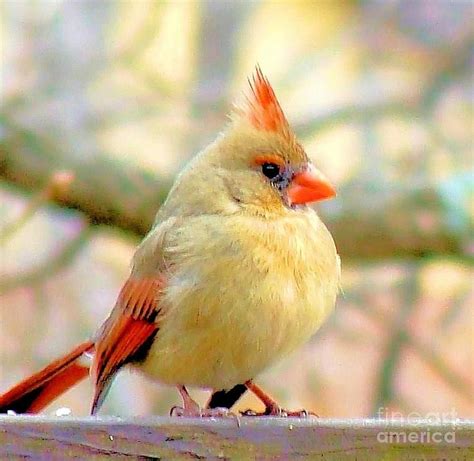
[0,341,94,414]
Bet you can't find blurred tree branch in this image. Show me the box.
[0,114,171,236]
[0,170,74,244]
[0,1,471,260]
[0,224,91,295]
[0,112,468,260]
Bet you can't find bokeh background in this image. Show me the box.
[1,1,472,418]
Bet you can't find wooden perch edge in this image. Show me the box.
[0,118,467,259]
[0,416,472,460]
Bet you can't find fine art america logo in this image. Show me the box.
[376,407,460,444]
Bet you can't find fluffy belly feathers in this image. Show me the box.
[139,212,339,389]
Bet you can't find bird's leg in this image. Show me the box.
[170,385,236,418]
[170,385,201,416]
[241,380,316,417]
[242,380,282,416]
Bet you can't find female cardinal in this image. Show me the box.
[0,67,340,417]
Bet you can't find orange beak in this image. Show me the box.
[287,165,336,205]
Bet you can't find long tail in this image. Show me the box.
[0,341,94,414]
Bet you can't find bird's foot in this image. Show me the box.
[202,407,236,418]
[170,404,239,425]
[170,399,237,418]
[170,405,235,418]
[170,385,201,417]
[241,404,317,418]
[169,402,199,417]
[171,385,238,418]
[241,380,318,418]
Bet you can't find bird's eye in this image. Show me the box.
[261,162,280,179]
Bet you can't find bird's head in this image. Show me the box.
[209,67,335,215]
[166,67,336,218]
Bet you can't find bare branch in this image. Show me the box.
[0,114,468,259]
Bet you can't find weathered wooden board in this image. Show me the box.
[0,416,472,460]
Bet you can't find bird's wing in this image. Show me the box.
[90,219,175,414]
[91,276,165,413]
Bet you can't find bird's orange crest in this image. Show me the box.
[239,67,290,137]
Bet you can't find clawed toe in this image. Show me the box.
[241,405,318,418]
[240,408,258,416]
[170,405,192,417]
[170,405,236,418]
[202,407,236,418]
[171,386,238,419]
[284,409,318,418]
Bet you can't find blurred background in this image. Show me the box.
[0,0,472,418]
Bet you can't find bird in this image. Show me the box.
[0,67,340,417]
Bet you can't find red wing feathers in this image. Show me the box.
[91,277,164,414]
